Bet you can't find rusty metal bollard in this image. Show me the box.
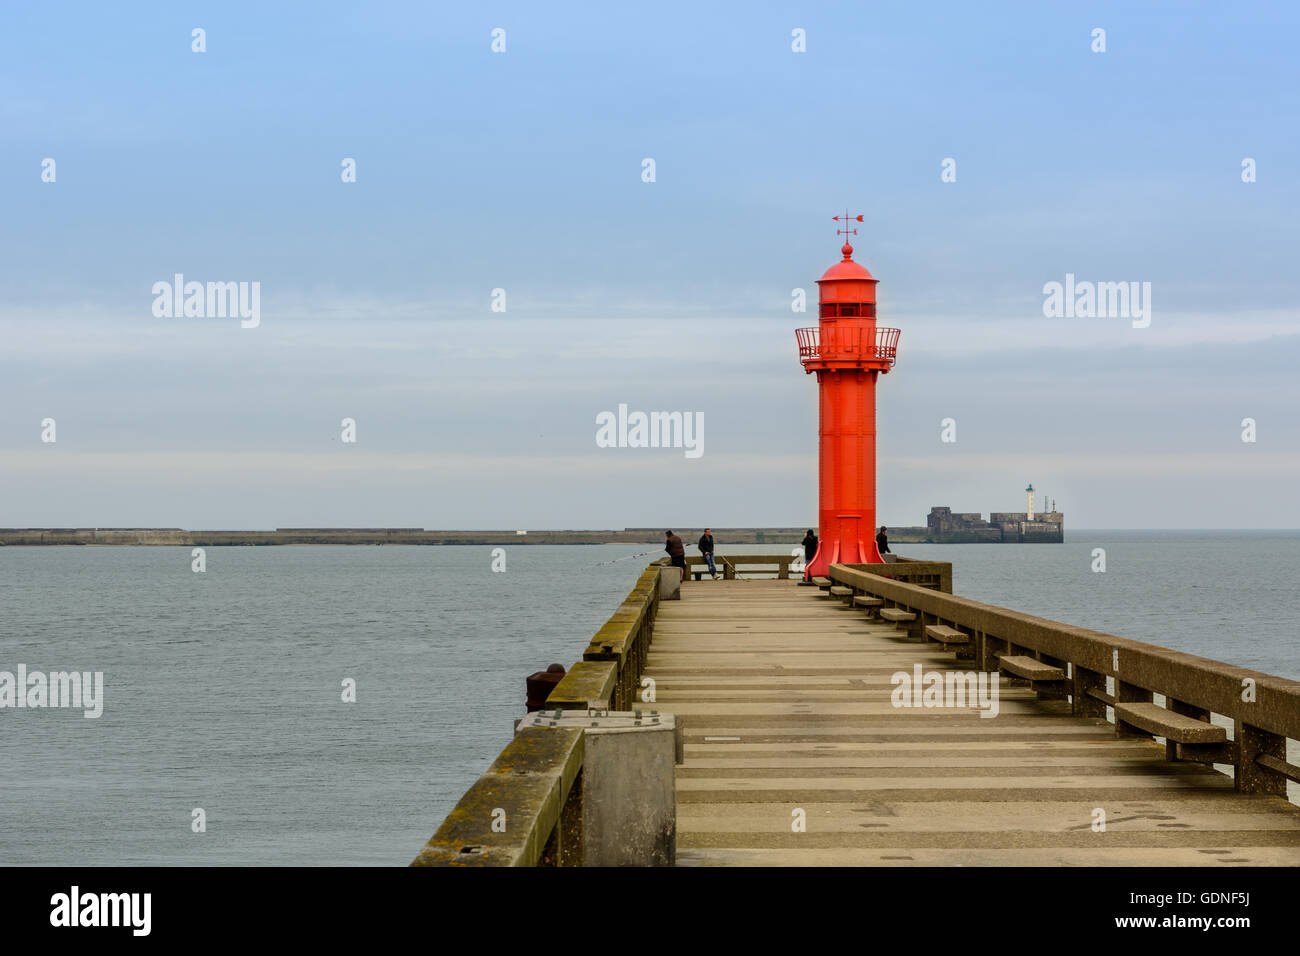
[525,663,567,712]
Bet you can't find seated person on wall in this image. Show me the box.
[877,526,891,560]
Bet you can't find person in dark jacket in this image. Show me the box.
[698,528,717,579]
[800,529,820,582]
[802,529,818,563]
[665,530,686,582]
[876,525,891,556]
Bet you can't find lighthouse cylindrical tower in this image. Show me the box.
[795,231,900,580]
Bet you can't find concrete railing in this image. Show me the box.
[410,725,585,866]
[830,563,1300,796]
[843,558,953,593]
[558,563,661,711]
[412,564,664,866]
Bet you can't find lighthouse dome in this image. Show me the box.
[818,243,877,283]
[817,241,878,307]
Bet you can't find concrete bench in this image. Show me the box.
[853,596,882,608]
[878,608,916,623]
[828,586,853,598]
[812,577,832,590]
[1114,702,1228,744]
[997,655,1065,682]
[925,624,969,645]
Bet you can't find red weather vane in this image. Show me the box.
[833,210,865,240]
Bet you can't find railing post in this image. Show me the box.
[904,607,923,642]
[1235,720,1287,795]
[976,630,1004,673]
[1072,665,1108,719]
[915,609,933,644]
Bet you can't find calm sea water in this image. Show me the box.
[1,532,1296,865]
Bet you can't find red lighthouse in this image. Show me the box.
[796,214,900,579]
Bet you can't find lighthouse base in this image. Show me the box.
[804,535,884,581]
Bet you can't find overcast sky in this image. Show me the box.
[3,1,1298,530]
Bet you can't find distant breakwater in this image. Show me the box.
[0,528,877,547]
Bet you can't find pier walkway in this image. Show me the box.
[413,558,1300,867]
[650,578,1300,866]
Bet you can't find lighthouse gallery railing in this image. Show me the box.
[796,326,900,367]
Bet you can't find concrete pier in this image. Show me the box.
[414,560,1300,867]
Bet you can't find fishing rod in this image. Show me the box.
[593,549,660,567]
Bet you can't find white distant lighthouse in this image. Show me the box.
[1026,483,1035,521]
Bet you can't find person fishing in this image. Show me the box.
[801,529,818,565]
[664,530,687,583]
